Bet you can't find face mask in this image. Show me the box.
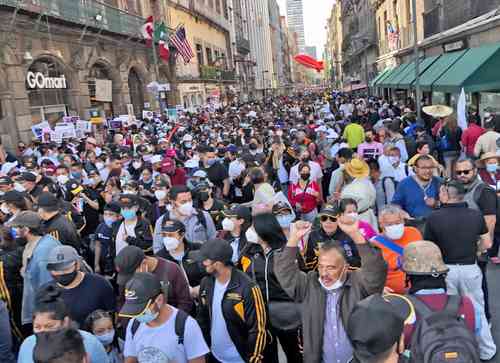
[104,216,116,227]
[301,156,310,162]
[222,218,235,232]
[487,163,498,173]
[57,175,69,185]
[346,212,359,220]
[155,190,167,201]
[95,329,115,346]
[14,183,25,192]
[206,158,217,166]
[277,214,294,228]
[163,236,181,251]
[121,209,137,220]
[53,270,78,286]
[95,162,105,170]
[245,227,259,244]
[122,189,135,195]
[199,191,210,202]
[388,156,400,165]
[249,143,258,150]
[71,171,82,179]
[132,161,142,170]
[384,223,405,240]
[300,173,310,180]
[318,265,346,291]
[136,306,159,324]
[0,204,10,215]
[178,201,194,216]
[184,142,192,149]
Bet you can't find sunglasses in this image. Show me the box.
[320,215,337,223]
[456,169,472,176]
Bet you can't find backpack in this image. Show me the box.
[407,295,480,363]
[162,209,207,231]
[130,309,189,345]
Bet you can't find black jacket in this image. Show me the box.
[156,240,206,287]
[111,217,153,254]
[238,244,292,303]
[197,268,268,363]
[42,212,81,249]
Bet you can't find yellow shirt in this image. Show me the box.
[343,123,365,149]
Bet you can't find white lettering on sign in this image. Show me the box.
[26,71,67,89]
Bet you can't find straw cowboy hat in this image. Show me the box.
[345,158,370,179]
[422,105,453,118]
[476,152,500,168]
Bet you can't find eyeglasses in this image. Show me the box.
[456,169,473,175]
[320,215,337,223]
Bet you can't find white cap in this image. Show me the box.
[150,155,163,164]
[184,159,199,168]
[326,129,339,139]
[182,134,193,142]
[316,126,327,133]
[193,170,207,178]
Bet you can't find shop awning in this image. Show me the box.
[386,61,419,88]
[370,68,392,87]
[397,55,441,89]
[377,62,412,88]
[432,42,500,93]
[419,50,468,91]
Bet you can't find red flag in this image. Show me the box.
[141,16,154,47]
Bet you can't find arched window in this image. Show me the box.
[128,68,144,116]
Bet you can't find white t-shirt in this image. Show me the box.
[289,161,323,184]
[124,307,209,363]
[211,280,244,363]
[115,221,137,256]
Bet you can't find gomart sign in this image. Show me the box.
[27,71,67,89]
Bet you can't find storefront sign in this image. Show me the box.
[95,79,112,102]
[443,39,467,53]
[27,71,67,89]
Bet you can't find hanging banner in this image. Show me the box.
[95,79,113,102]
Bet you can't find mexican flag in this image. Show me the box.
[141,16,154,47]
[154,22,170,62]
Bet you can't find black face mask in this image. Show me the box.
[300,173,310,180]
[53,270,78,286]
[249,143,258,150]
[301,157,310,162]
[199,191,210,202]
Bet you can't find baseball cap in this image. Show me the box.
[223,205,252,221]
[1,190,24,203]
[65,180,83,196]
[197,239,233,264]
[0,176,12,186]
[272,201,292,215]
[161,219,186,233]
[46,245,80,271]
[347,294,406,361]
[20,172,37,182]
[37,192,59,209]
[114,246,145,286]
[7,211,41,229]
[103,202,121,214]
[119,272,162,318]
[319,204,340,218]
[118,194,140,208]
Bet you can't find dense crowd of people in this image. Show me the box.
[0,91,499,363]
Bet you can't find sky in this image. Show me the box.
[276,0,336,60]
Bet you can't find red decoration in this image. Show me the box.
[293,54,325,72]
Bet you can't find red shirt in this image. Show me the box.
[168,168,187,186]
[461,124,485,156]
[288,181,320,213]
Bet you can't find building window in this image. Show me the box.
[196,44,204,65]
[215,0,221,13]
[384,10,388,39]
[206,47,213,65]
[222,0,228,19]
[214,49,220,62]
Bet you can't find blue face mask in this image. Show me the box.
[486,163,498,173]
[206,158,217,166]
[95,329,115,346]
[71,171,82,179]
[104,216,116,227]
[136,307,159,324]
[9,228,17,239]
[121,209,137,220]
[277,214,294,228]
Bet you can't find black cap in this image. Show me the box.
[37,192,59,209]
[118,194,140,208]
[223,205,252,221]
[114,246,145,286]
[272,201,292,215]
[119,272,162,318]
[20,172,36,182]
[161,219,186,233]
[1,190,24,203]
[103,202,121,214]
[65,179,83,195]
[319,204,340,218]
[0,176,12,186]
[347,294,406,361]
[197,239,233,264]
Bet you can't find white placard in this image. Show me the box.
[54,122,76,139]
[95,79,113,102]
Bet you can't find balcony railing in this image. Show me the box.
[199,65,235,81]
[236,36,250,55]
[0,0,145,37]
[221,70,236,81]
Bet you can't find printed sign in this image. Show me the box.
[95,79,113,102]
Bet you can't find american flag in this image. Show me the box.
[169,26,194,63]
[387,21,400,49]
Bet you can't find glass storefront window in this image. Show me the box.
[479,92,500,120]
[432,91,446,105]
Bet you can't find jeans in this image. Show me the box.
[446,264,497,360]
[0,300,15,363]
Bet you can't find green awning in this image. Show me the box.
[432,42,500,93]
[387,61,418,88]
[419,50,468,91]
[378,62,411,88]
[398,55,441,89]
[370,68,392,87]
[373,68,395,87]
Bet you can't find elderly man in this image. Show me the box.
[371,204,422,294]
[274,218,387,363]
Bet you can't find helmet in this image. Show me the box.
[402,240,449,276]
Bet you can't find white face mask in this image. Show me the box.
[245,227,259,244]
[0,204,10,215]
[95,162,104,171]
[388,156,400,165]
[222,218,235,232]
[318,265,346,291]
[163,236,181,251]
[132,161,142,170]
[155,190,167,201]
[14,183,25,192]
[177,201,194,216]
[57,174,69,185]
[384,223,405,240]
[346,212,359,220]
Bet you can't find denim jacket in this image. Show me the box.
[22,235,61,324]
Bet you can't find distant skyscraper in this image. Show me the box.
[305,46,317,59]
[286,0,305,52]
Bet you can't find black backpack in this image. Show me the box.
[407,295,480,363]
[130,309,189,345]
